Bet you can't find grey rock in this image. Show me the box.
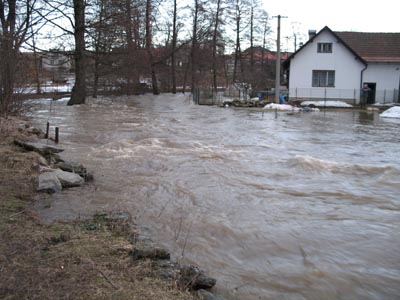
[37,172,62,193]
[55,161,93,182]
[14,139,65,165]
[53,169,84,188]
[14,139,64,155]
[198,289,225,300]
[179,265,217,290]
[38,155,49,166]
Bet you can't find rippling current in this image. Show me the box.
[29,94,400,300]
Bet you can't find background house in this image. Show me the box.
[283,26,400,105]
[40,51,73,83]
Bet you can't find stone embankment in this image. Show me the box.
[14,139,93,194]
[132,233,223,300]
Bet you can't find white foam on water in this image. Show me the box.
[287,155,398,175]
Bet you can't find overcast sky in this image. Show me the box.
[263,0,400,51]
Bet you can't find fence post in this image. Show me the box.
[55,127,59,144]
[384,89,386,104]
[45,121,49,139]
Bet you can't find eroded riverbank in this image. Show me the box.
[0,117,216,300]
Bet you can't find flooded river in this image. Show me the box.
[30,94,400,300]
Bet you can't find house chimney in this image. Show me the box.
[308,30,317,40]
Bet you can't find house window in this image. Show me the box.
[317,43,332,53]
[312,70,335,87]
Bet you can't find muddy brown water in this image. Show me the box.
[29,94,400,300]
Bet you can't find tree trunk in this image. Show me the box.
[68,0,86,106]
[171,0,177,94]
[124,0,137,95]
[145,0,159,95]
[92,0,105,98]
[232,0,240,83]
[31,29,42,95]
[92,58,100,98]
[261,17,268,87]
[190,0,199,94]
[212,0,221,96]
[250,6,254,73]
[182,60,190,94]
[0,47,16,115]
[0,0,30,115]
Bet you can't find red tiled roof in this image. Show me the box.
[334,31,400,63]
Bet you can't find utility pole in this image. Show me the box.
[273,15,287,104]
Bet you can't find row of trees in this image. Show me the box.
[1,0,276,113]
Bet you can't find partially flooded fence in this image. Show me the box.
[193,88,225,106]
[193,85,251,106]
[289,88,400,105]
[375,89,400,104]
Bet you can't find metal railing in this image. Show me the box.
[288,88,399,105]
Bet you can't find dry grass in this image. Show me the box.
[0,117,196,300]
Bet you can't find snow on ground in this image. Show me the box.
[380,106,400,119]
[16,85,73,94]
[372,102,397,107]
[263,103,302,111]
[263,103,320,112]
[301,101,353,108]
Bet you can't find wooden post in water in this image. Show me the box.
[55,127,59,144]
[45,122,49,139]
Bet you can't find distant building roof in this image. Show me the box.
[335,31,400,63]
[241,46,291,61]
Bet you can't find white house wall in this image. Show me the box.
[288,30,365,102]
[363,63,400,102]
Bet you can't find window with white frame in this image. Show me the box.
[317,42,332,53]
[312,70,335,87]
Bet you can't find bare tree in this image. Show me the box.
[68,0,86,105]
[190,0,199,94]
[145,0,159,94]
[211,0,223,95]
[249,3,254,72]
[230,0,249,83]
[0,0,37,115]
[170,0,177,93]
[245,3,270,90]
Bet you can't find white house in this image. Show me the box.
[41,51,72,72]
[283,26,400,105]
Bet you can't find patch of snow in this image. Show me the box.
[301,101,353,108]
[372,102,397,107]
[262,103,320,112]
[263,103,301,111]
[16,84,73,94]
[380,106,400,119]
